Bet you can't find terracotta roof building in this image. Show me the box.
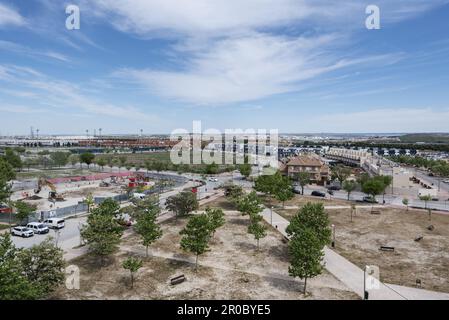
[281,154,330,185]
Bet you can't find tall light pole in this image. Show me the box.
[332,224,335,248]
[270,206,273,225]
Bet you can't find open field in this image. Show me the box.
[259,194,352,208]
[16,167,100,180]
[96,152,236,174]
[199,196,237,210]
[54,212,358,300]
[279,205,449,293]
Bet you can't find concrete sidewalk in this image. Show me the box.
[260,207,449,300]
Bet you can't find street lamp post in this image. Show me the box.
[332,224,335,248]
[270,206,273,225]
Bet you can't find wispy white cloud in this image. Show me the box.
[0,40,71,63]
[115,33,403,104]
[0,64,159,122]
[0,3,25,27]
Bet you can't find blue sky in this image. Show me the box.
[1,0,449,135]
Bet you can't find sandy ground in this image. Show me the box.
[260,194,352,208]
[54,212,358,300]
[279,206,449,293]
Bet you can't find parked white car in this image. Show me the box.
[11,226,34,238]
[43,218,65,229]
[208,177,218,182]
[26,222,50,234]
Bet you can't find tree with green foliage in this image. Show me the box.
[14,201,37,225]
[402,198,409,211]
[288,227,325,294]
[205,207,225,237]
[204,162,219,175]
[69,154,79,168]
[118,156,127,172]
[223,183,244,201]
[247,214,267,250]
[134,207,162,257]
[342,180,357,200]
[286,203,331,294]
[361,177,385,210]
[84,193,95,213]
[0,234,39,300]
[295,171,311,195]
[17,238,65,297]
[379,175,393,203]
[50,152,70,168]
[3,148,22,171]
[331,165,351,185]
[79,152,95,169]
[166,191,199,219]
[180,214,211,270]
[239,163,252,179]
[419,194,432,210]
[236,191,263,218]
[96,158,107,171]
[80,206,123,265]
[0,157,16,181]
[122,257,143,289]
[272,173,294,207]
[286,203,331,247]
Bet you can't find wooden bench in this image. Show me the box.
[282,236,290,244]
[379,246,395,252]
[414,236,423,242]
[170,274,186,285]
[370,210,381,215]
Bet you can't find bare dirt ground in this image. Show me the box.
[54,212,358,300]
[280,206,449,293]
[199,196,236,210]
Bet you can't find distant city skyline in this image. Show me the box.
[1,1,449,134]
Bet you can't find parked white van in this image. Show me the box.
[43,218,65,229]
[26,222,50,234]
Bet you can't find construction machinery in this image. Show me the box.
[35,177,65,201]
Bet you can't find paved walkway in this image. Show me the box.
[260,207,449,300]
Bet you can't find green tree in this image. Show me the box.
[0,157,16,181]
[205,207,225,237]
[84,193,95,213]
[247,214,267,250]
[272,173,294,207]
[402,198,409,211]
[3,148,22,170]
[96,158,107,171]
[0,234,38,300]
[79,152,95,169]
[50,152,70,168]
[342,180,357,200]
[236,191,263,218]
[286,203,331,248]
[204,162,219,174]
[134,208,163,257]
[288,227,325,294]
[379,175,393,203]
[166,191,199,219]
[419,194,432,210]
[122,257,143,289]
[92,198,120,217]
[239,163,252,179]
[69,154,79,168]
[180,214,211,271]
[80,212,123,265]
[331,165,351,185]
[295,172,311,195]
[17,238,65,297]
[361,177,385,211]
[223,183,244,201]
[14,201,37,225]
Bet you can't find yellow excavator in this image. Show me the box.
[35,177,65,201]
